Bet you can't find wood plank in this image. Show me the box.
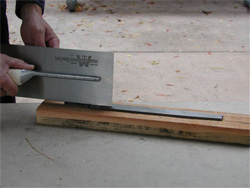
[36,101,250,145]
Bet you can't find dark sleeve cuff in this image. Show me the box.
[15,0,45,19]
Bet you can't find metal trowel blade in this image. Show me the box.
[1,44,114,106]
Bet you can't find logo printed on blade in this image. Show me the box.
[55,55,99,67]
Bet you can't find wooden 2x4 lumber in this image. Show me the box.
[36,101,250,145]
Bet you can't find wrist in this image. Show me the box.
[20,4,43,20]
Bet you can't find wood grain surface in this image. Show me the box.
[36,101,250,145]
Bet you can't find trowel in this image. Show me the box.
[1,44,223,121]
[1,44,113,106]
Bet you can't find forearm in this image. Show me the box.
[20,3,42,21]
[16,0,44,19]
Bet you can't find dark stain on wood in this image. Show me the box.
[159,128,174,135]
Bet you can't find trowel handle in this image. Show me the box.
[8,69,35,85]
[8,69,101,85]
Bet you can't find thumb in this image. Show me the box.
[23,64,35,70]
[9,58,35,70]
[47,37,60,48]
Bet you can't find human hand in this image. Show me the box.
[0,53,34,96]
[20,4,60,48]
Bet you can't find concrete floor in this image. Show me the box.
[1,103,250,187]
[1,0,250,187]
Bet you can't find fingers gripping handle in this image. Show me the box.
[8,69,35,85]
[8,69,24,85]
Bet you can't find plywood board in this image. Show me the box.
[36,102,250,145]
